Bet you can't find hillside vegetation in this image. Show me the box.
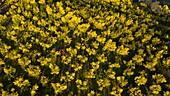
[0,0,170,95]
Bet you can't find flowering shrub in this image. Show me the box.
[0,0,170,95]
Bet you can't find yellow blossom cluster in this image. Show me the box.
[0,0,169,95]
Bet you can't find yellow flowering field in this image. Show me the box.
[0,0,170,95]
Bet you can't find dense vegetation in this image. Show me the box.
[0,0,170,95]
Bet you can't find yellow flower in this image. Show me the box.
[103,39,117,52]
[110,86,123,96]
[3,66,16,75]
[97,79,110,91]
[56,1,63,7]
[11,36,18,42]
[33,16,38,21]
[132,55,144,63]
[87,30,98,38]
[77,23,90,33]
[81,56,88,63]
[125,19,133,26]
[91,41,99,49]
[76,79,82,86]
[82,45,86,50]
[13,78,30,88]
[25,4,31,10]
[19,43,30,53]
[163,5,169,10]
[86,48,96,55]
[30,0,36,4]
[69,15,82,25]
[25,65,41,77]
[59,7,65,15]
[61,17,67,23]
[149,85,162,95]
[120,14,126,23]
[85,69,96,79]
[48,26,57,32]
[116,45,129,55]
[105,68,116,79]
[137,49,144,55]
[65,7,71,12]
[31,84,39,96]
[46,5,53,15]
[87,91,95,96]
[129,87,143,96]
[140,3,147,7]
[37,57,50,66]
[142,34,152,43]
[116,76,128,87]
[96,36,106,44]
[10,88,15,92]
[18,57,31,67]
[31,90,36,96]
[91,61,100,70]
[39,42,52,50]
[0,83,3,87]
[74,64,83,72]
[97,54,107,63]
[134,76,147,86]
[38,0,45,4]
[152,74,167,84]
[163,58,170,67]
[51,83,67,95]
[94,22,105,29]
[0,58,5,65]
[68,73,75,81]
[108,71,116,79]
[60,76,66,82]
[49,63,60,75]
[102,29,111,37]
[33,84,39,90]
[123,68,134,76]
[33,6,39,15]
[1,90,9,96]
[64,36,72,45]
[163,91,170,96]
[40,76,49,86]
